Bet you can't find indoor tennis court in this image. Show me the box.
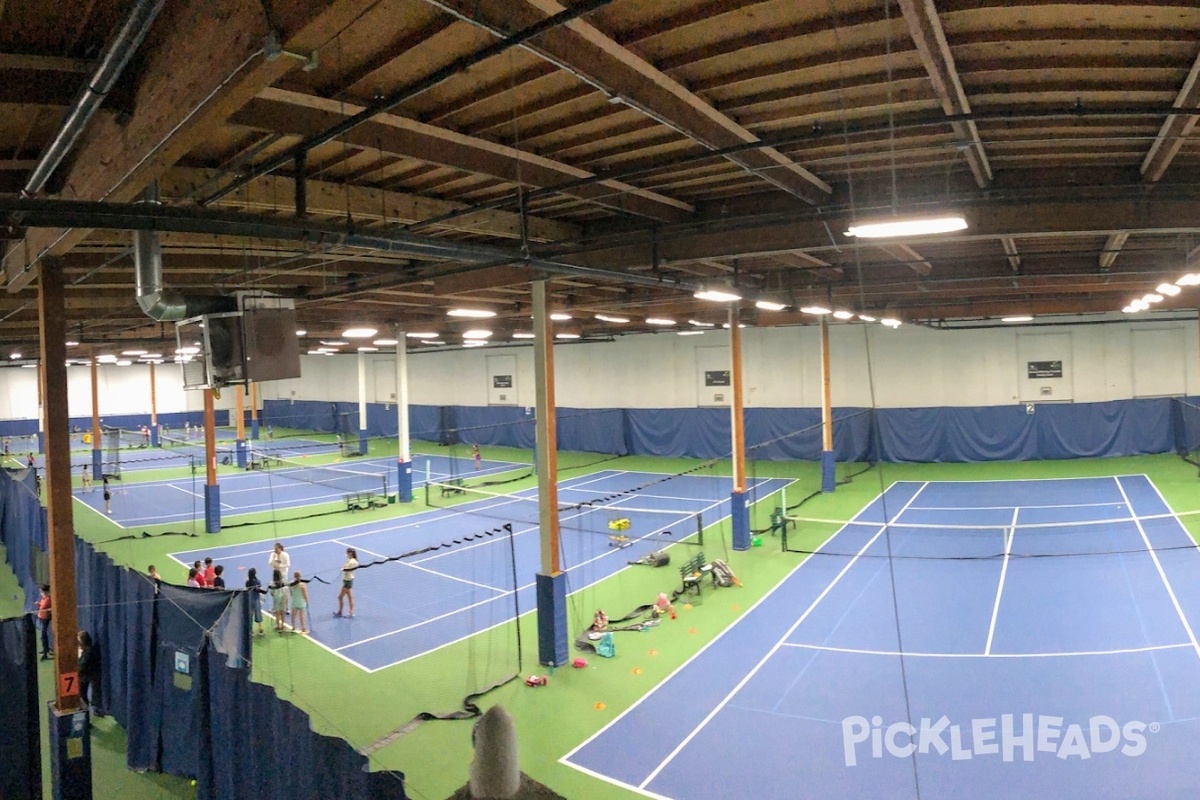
[564,475,1200,799]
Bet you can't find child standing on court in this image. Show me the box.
[289,572,310,634]
[473,444,482,470]
[245,567,265,636]
[269,569,288,633]
[335,548,357,618]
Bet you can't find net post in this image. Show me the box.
[695,512,704,547]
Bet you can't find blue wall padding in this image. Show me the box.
[536,572,569,668]
[821,451,837,492]
[264,397,1197,463]
[0,615,39,800]
[204,485,221,534]
[0,471,44,611]
[730,490,750,550]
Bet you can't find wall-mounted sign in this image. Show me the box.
[1027,360,1063,379]
[492,375,513,388]
[704,370,731,387]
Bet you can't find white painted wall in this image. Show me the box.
[11,316,1188,420]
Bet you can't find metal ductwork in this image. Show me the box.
[23,0,167,198]
[135,183,236,321]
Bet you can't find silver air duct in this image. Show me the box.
[135,183,235,320]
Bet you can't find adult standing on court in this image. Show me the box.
[81,464,92,492]
[36,584,52,659]
[335,547,357,618]
[102,475,111,514]
[269,542,290,615]
[78,631,104,716]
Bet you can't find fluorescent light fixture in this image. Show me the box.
[65,340,78,347]
[373,338,399,346]
[1142,293,1164,304]
[21,363,36,368]
[140,353,162,359]
[405,332,438,339]
[342,327,377,339]
[1177,273,1200,287]
[98,354,118,363]
[512,332,535,339]
[555,332,581,340]
[688,319,716,327]
[858,314,877,322]
[319,340,348,346]
[845,214,968,239]
[799,305,831,315]
[116,359,133,366]
[677,330,705,336]
[462,329,492,339]
[463,341,487,348]
[549,312,573,321]
[447,307,496,319]
[420,340,445,345]
[694,288,743,303]
[755,299,788,311]
[176,346,200,355]
[721,322,747,329]
[594,314,629,324]
[645,317,676,326]
[832,310,855,320]
[122,349,147,356]
[295,329,307,336]
[880,316,902,328]
[1001,315,1033,323]
[8,352,19,359]
[357,346,379,352]
[1156,283,1182,296]
[1122,305,1141,313]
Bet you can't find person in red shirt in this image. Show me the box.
[36,584,52,659]
[203,557,216,586]
[191,560,208,588]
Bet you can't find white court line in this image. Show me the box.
[782,642,1194,659]
[913,501,1130,512]
[1115,476,1200,662]
[637,482,930,791]
[337,540,508,594]
[984,507,1018,655]
[789,511,1183,530]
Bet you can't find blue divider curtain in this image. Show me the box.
[265,396,1194,464]
[69,538,406,799]
[0,614,40,800]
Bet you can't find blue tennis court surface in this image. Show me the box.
[74,453,527,525]
[564,475,1200,799]
[172,470,789,672]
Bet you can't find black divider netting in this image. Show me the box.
[780,511,1200,561]
[425,479,706,549]
[255,452,389,501]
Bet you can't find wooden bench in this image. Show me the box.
[679,551,713,596]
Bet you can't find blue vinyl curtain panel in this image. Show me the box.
[0,471,45,612]
[68,539,405,798]
[268,396,1192,464]
[0,615,39,800]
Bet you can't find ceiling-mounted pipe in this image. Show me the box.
[22,0,167,198]
[134,183,235,321]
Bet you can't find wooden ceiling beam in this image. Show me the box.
[898,0,992,188]
[237,89,693,222]
[432,265,531,295]
[437,0,831,204]
[1141,46,1200,183]
[1098,232,1129,270]
[876,242,934,276]
[1000,237,1021,273]
[160,167,579,243]
[4,0,367,292]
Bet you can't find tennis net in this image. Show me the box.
[780,510,1200,561]
[425,478,705,549]
[257,452,389,501]
[1174,398,1200,471]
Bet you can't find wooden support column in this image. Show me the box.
[149,361,159,446]
[395,326,412,502]
[89,349,101,480]
[38,259,81,709]
[532,280,568,667]
[729,304,751,550]
[203,388,220,533]
[819,316,836,492]
[235,385,247,468]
